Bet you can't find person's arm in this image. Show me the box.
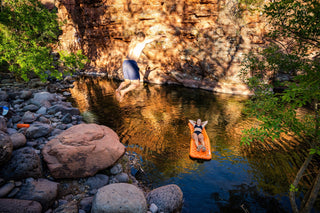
[189,120,196,126]
[202,120,208,127]
[143,35,165,44]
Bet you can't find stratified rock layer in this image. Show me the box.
[55,0,268,95]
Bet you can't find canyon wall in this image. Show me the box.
[54,0,268,95]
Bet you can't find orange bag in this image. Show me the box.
[17,124,30,128]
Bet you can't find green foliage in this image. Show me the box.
[0,0,88,81]
[289,184,299,193]
[309,147,320,155]
[240,0,320,147]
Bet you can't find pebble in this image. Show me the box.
[0,182,15,197]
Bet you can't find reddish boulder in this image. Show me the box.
[42,124,125,178]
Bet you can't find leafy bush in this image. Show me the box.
[0,0,88,81]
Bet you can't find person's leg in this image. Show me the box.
[116,79,131,92]
[119,79,140,97]
[192,133,201,151]
[198,134,206,151]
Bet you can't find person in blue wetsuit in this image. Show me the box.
[189,119,208,152]
[115,32,164,101]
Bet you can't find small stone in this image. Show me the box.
[0,182,15,197]
[61,113,72,124]
[10,133,27,149]
[23,104,40,112]
[115,172,129,183]
[110,163,123,175]
[7,187,20,198]
[150,203,158,213]
[22,111,37,123]
[20,90,33,100]
[36,106,47,115]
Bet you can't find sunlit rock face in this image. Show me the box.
[55,0,267,95]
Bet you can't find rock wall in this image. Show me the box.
[55,0,268,95]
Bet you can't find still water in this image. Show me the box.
[69,76,319,213]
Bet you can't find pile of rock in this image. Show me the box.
[0,81,183,213]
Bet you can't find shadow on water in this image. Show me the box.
[69,76,320,213]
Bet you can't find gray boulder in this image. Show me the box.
[10,133,27,149]
[26,123,52,139]
[146,184,183,213]
[0,130,12,166]
[85,174,109,190]
[0,147,42,180]
[0,199,42,213]
[91,183,147,213]
[15,178,59,210]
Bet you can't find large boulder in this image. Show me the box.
[15,178,59,210]
[0,199,42,213]
[91,183,147,213]
[0,147,42,180]
[0,130,13,166]
[42,124,125,179]
[146,184,183,213]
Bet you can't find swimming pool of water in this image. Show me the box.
[69,76,319,213]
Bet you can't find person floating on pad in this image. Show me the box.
[189,119,208,152]
[115,32,164,101]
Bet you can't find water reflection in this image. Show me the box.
[69,76,319,212]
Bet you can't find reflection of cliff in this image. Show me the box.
[69,77,318,197]
[56,0,267,95]
[69,76,251,177]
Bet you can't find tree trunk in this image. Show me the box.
[289,153,314,213]
[301,170,320,213]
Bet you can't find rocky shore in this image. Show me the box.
[0,74,183,213]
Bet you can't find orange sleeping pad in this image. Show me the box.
[188,122,212,160]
